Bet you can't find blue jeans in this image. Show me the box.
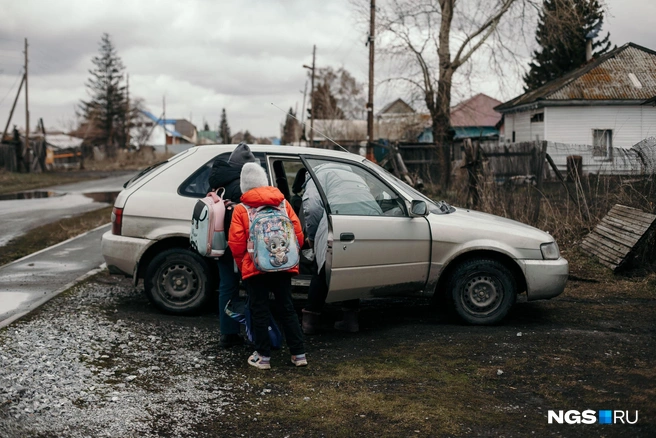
[217,252,241,336]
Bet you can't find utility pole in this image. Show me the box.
[126,73,130,149]
[366,0,376,161]
[300,80,307,145]
[303,45,316,147]
[1,73,25,142]
[163,95,167,154]
[24,37,30,172]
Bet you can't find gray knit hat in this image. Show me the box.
[240,162,269,194]
[228,142,258,167]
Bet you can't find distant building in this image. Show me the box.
[495,42,656,156]
[132,110,198,154]
[450,93,502,140]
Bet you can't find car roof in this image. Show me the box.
[188,144,365,163]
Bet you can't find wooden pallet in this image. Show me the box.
[580,204,656,270]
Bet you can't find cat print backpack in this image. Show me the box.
[190,188,229,258]
[245,201,300,272]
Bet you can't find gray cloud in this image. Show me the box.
[0,0,654,137]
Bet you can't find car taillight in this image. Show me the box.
[111,207,123,235]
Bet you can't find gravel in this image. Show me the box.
[0,278,257,437]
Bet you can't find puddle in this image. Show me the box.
[0,190,119,203]
[0,292,32,316]
[0,191,63,200]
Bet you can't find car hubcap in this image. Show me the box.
[160,263,198,303]
[462,275,502,315]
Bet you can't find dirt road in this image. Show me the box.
[0,248,654,437]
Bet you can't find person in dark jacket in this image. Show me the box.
[208,142,258,348]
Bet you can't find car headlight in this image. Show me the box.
[540,241,560,260]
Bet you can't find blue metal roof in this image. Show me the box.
[453,126,499,140]
[140,110,183,137]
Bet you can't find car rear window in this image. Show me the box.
[179,152,267,198]
[123,149,192,189]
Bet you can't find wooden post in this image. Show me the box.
[2,74,25,143]
[366,0,376,161]
[24,38,30,173]
[38,118,47,172]
[545,153,589,221]
[531,140,548,224]
[463,139,481,209]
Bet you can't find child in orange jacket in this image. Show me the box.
[228,162,306,369]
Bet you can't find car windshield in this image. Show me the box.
[362,159,454,214]
[123,149,192,188]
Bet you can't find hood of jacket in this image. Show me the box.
[241,186,285,208]
[210,160,243,189]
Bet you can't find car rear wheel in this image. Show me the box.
[447,258,517,325]
[144,248,213,315]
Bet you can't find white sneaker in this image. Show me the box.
[248,352,271,370]
[291,354,308,367]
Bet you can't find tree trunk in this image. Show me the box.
[432,67,453,189]
[433,0,455,189]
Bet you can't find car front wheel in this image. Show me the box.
[447,258,517,325]
[144,248,213,315]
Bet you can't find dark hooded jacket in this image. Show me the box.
[208,143,258,239]
[209,160,244,203]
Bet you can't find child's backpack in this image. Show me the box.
[245,201,300,272]
[190,188,229,258]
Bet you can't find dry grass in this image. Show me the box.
[0,170,97,196]
[0,206,112,266]
[81,149,174,171]
[429,173,656,251]
[235,344,503,437]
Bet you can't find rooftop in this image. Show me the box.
[496,43,656,112]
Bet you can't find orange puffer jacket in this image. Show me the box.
[228,186,304,280]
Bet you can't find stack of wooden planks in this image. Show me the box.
[580,204,656,270]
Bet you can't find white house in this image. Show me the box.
[496,43,656,170]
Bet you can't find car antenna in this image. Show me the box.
[270,102,352,154]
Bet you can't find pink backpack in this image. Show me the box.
[190,188,229,258]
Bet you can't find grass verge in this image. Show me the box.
[0,206,112,266]
[0,171,101,196]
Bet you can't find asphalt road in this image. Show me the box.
[0,223,111,328]
[0,173,133,246]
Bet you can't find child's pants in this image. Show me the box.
[246,272,305,358]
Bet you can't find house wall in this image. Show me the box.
[545,105,656,148]
[503,109,545,142]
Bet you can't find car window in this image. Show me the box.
[362,159,454,215]
[178,152,267,198]
[123,149,194,189]
[305,158,407,217]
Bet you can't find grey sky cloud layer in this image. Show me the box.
[0,0,654,137]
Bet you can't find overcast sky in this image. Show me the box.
[0,0,654,138]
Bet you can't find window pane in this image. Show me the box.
[592,129,612,158]
[305,159,406,217]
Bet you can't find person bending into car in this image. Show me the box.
[208,142,258,349]
[228,162,307,370]
[301,162,382,335]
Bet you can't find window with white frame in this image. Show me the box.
[592,129,613,159]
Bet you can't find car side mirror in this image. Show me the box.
[410,200,428,217]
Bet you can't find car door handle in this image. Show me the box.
[340,232,355,241]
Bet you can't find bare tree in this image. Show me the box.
[368,0,538,188]
[309,67,366,120]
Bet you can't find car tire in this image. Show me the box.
[144,248,213,315]
[447,258,517,325]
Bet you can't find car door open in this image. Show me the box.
[302,157,431,302]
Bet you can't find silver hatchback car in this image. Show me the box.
[101,144,568,324]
